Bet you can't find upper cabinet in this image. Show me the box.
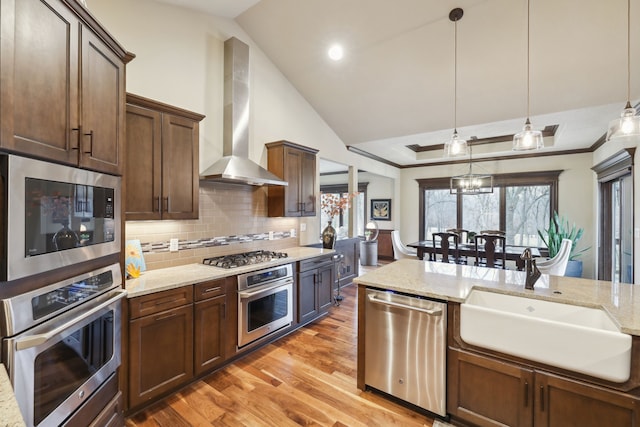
[266,141,318,217]
[0,0,134,175]
[125,94,205,221]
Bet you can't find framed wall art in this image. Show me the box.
[371,199,391,221]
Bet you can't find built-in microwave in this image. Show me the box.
[1,155,121,281]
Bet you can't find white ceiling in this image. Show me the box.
[151,0,640,167]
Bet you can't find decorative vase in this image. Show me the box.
[53,222,79,251]
[564,260,583,278]
[322,220,336,249]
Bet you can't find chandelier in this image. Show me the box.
[450,143,493,195]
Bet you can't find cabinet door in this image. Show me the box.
[79,27,125,174]
[318,264,334,313]
[448,349,534,427]
[535,371,640,427]
[0,0,80,165]
[194,294,227,376]
[128,305,194,409]
[125,104,162,220]
[283,147,303,216]
[298,269,318,324]
[300,150,317,216]
[161,113,199,219]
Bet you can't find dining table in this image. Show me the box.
[407,240,541,271]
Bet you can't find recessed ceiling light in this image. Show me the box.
[328,44,344,61]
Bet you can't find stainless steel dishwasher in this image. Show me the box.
[365,288,447,416]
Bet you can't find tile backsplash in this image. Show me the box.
[126,181,300,270]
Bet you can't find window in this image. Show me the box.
[418,171,559,247]
[320,183,367,238]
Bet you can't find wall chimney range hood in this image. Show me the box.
[200,37,287,186]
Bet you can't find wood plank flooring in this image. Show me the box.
[125,263,435,426]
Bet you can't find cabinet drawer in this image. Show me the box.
[299,255,333,272]
[194,279,226,301]
[129,287,193,319]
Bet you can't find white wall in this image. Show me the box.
[88,0,398,245]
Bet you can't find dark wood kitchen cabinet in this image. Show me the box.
[0,0,133,175]
[125,94,205,220]
[334,238,360,289]
[297,255,334,325]
[448,348,640,427]
[128,287,194,409]
[194,278,228,376]
[266,141,318,217]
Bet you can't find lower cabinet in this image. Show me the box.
[128,280,229,410]
[128,288,194,409]
[194,279,227,376]
[448,349,640,427]
[297,255,334,324]
[333,238,360,288]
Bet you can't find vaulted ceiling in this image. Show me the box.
[153,0,640,167]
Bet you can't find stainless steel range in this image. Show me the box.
[236,263,293,348]
[202,250,288,269]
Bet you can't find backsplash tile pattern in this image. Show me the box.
[126,182,301,270]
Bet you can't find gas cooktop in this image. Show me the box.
[202,250,289,269]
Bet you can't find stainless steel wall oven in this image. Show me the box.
[237,263,293,348]
[1,263,125,426]
[1,154,121,281]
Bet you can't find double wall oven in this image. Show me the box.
[1,154,123,426]
[1,264,126,426]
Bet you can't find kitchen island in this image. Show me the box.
[354,260,640,427]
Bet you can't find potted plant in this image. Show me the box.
[538,211,589,277]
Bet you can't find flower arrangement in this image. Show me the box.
[321,192,358,219]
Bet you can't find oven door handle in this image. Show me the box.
[238,279,293,299]
[14,289,127,351]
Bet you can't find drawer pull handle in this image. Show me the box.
[539,385,545,412]
[155,312,177,321]
[524,381,529,407]
[202,287,221,294]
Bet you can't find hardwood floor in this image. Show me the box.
[125,260,435,426]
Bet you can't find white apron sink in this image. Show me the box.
[460,290,632,383]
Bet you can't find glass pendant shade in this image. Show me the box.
[444,131,468,157]
[513,120,544,150]
[450,172,493,195]
[606,105,640,140]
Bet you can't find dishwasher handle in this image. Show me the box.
[367,293,443,316]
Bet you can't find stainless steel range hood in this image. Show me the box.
[200,37,287,186]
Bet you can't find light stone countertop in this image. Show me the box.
[0,364,25,427]
[125,246,335,298]
[354,259,640,336]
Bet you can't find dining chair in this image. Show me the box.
[432,232,462,264]
[474,234,507,269]
[480,229,506,237]
[446,228,470,243]
[536,238,572,276]
[391,230,418,260]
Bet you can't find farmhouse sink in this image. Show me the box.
[460,290,632,382]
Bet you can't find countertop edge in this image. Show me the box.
[125,247,335,298]
[0,363,26,427]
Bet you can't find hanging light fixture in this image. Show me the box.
[606,0,640,141]
[450,143,494,194]
[443,8,468,157]
[513,0,544,151]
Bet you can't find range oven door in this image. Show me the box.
[2,289,126,427]
[238,279,293,348]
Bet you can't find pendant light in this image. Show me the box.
[444,8,469,157]
[513,0,544,150]
[450,143,494,195]
[606,0,640,141]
